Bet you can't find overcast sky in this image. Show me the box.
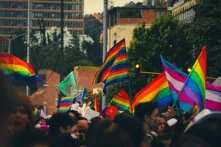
[84,0,143,14]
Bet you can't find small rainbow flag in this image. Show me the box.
[93,39,125,84]
[179,46,207,110]
[59,96,76,112]
[105,40,128,87]
[110,89,131,112]
[132,73,173,111]
[94,94,100,112]
[0,53,37,84]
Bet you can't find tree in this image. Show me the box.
[84,14,102,39]
[81,36,102,66]
[128,14,192,96]
[183,0,221,77]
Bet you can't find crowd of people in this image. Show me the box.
[1,72,221,147]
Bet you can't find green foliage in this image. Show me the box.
[81,37,102,66]
[84,15,102,39]
[63,36,87,74]
[128,13,193,98]
[183,0,221,77]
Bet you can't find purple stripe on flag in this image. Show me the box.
[180,86,203,107]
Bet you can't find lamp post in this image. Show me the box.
[102,0,108,110]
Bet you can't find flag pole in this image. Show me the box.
[102,0,108,110]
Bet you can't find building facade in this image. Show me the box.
[0,0,84,51]
[171,0,199,23]
[107,6,167,49]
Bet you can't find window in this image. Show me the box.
[119,9,141,18]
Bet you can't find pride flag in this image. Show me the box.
[94,94,100,112]
[179,46,207,110]
[59,96,76,112]
[93,39,125,84]
[161,55,221,112]
[205,82,221,111]
[104,40,129,87]
[0,53,37,84]
[132,73,173,111]
[110,89,131,112]
[160,56,192,111]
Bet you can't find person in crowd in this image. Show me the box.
[7,95,34,135]
[48,112,80,147]
[179,112,221,147]
[76,117,89,146]
[67,110,81,120]
[9,129,51,147]
[86,117,112,147]
[100,113,145,147]
[134,102,167,147]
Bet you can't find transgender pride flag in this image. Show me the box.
[206,82,221,111]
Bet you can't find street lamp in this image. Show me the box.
[8,33,26,54]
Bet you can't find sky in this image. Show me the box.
[84,0,143,14]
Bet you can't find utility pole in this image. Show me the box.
[102,0,108,110]
[60,0,64,77]
[26,0,31,96]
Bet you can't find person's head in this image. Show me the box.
[67,110,81,120]
[8,94,34,135]
[100,114,145,147]
[9,129,51,147]
[87,118,112,147]
[71,123,80,139]
[134,102,165,132]
[185,113,221,147]
[48,113,75,136]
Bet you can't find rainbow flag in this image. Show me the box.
[132,73,173,111]
[59,96,76,112]
[94,94,100,112]
[179,46,207,110]
[93,39,125,84]
[0,53,37,84]
[110,89,131,112]
[104,40,129,87]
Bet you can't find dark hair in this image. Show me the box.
[52,134,80,147]
[175,135,209,147]
[67,110,81,120]
[134,102,157,121]
[86,118,112,147]
[100,114,144,147]
[48,113,75,136]
[9,129,50,147]
[185,113,221,147]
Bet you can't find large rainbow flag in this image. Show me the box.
[179,46,207,110]
[110,89,131,112]
[0,53,37,84]
[132,73,173,111]
[59,96,76,112]
[105,40,128,87]
[93,39,125,84]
